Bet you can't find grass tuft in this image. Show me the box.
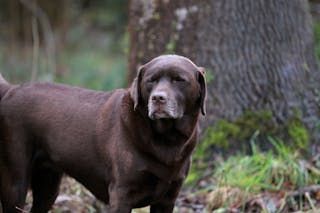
[212,138,318,193]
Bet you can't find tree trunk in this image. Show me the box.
[128,0,320,150]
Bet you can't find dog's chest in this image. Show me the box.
[153,179,172,198]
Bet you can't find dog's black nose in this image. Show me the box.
[151,92,167,104]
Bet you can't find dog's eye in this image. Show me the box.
[146,79,157,89]
[172,77,186,83]
[146,78,157,84]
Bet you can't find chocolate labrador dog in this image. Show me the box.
[0,55,206,213]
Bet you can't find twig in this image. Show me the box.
[19,0,56,78]
[31,14,39,81]
[305,192,316,210]
[287,185,320,197]
[302,159,320,176]
[15,206,28,213]
[277,197,287,213]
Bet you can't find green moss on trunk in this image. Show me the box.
[195,110,311,160]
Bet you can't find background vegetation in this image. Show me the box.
[1,0,320,212]
[0,0,128,90]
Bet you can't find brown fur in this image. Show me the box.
[0,55,206,213]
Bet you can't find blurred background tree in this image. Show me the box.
[0,0,128,90]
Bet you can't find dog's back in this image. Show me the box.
[0,80,116,151]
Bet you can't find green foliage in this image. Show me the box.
[185,140,320,212]
[212,139,319,193]
[185,170,200,185]
[205,69,214,83]
[0,1,128,91]
[53,3,128,91]
[287,120,310,149]
[56,49,126,91]
[201,120,240,151]
[188,110,312,186]
[166,37,176,54]
[196,111,275,156]
[195,110,310,160]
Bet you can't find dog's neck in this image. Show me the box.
[143,110,200,166]
[150,115,198,140]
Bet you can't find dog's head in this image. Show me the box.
[130,55,207,120]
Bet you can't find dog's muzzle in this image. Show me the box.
[148,91,182,120]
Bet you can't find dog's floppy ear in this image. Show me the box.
[198,67,207,115]
[130,65,145,110]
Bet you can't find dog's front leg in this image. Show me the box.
[150,203,175,213]
[108,183,132,213]
[150,180,183,213]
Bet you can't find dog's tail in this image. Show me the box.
[0,73,8,84]
[0,73,10,100]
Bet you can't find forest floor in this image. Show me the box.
[41,176,320,213]
[23,146,320,213]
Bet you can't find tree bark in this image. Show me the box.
[128,0,320,144]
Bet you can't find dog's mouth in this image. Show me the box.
[148,103,182,120]
[149,110,173,120]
